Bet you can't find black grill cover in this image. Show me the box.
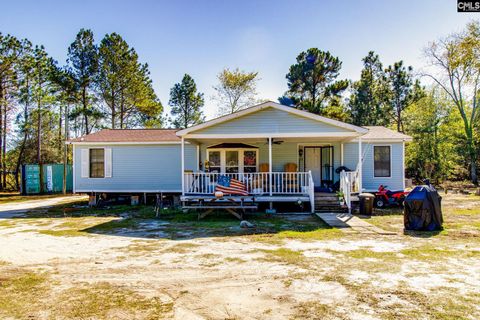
[404,184,443,231]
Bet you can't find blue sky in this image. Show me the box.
[0,0,475,119]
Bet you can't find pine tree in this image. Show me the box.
[98,33,162,129]
[169,74,204,128]
[349,51,389,126]
[285,48,348,115]
[385,61,424,132]
[67,29,100,135]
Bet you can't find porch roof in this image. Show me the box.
[177,101,368,137]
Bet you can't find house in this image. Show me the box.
[68,101,412,213]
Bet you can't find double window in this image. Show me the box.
[207,149,258,173]
[89,148,105,178]
[374,146,391,177]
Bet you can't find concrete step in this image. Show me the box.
[314,196,338,201]
[315,201,342,205]
[314,192,335,197]
[315,207,348,213]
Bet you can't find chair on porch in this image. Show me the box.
[284,163,298,192]
[250,163,269,194]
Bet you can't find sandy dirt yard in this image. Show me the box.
[0,193,479,319]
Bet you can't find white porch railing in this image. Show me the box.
[183,172,313,196]
[339,170,360,213]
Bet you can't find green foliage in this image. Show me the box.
[213,67,259,115]
[384,61,424,132]
[349,51,389,126]
[98,33,163,129]
[169,74,204,128]
[285,48,349,115]
[425,21,480,184]
[404,89,465,182]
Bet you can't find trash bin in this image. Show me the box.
[404,182,443,231]
[359,193,375,215]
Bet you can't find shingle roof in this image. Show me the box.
[68,126,412,143]
[69,129,180,143]
[362,126,412,141]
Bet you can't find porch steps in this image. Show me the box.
[314,192,347,213]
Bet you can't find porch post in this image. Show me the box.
[268,137,272,196]
[358,137,362,192]
[181,137,185,196]
[340,143,344,166]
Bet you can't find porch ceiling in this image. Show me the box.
[186,136,356,145]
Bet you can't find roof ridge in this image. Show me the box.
[102,128,179,131]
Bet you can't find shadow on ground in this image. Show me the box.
[7,200,336,240]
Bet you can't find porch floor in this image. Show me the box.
[181,195,310,203]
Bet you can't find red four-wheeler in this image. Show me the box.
[374,185,409,208]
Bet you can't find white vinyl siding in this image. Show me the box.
[191,108,354,135]
[343,142,404,191]
[74,144,197,192]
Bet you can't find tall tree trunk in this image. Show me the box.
[15,137,26,192]
[0,83,3,192]
[82,86,90,134]
[37,99,41,164]
[111,88,116,129]
[2,104,7,190]
[120,89,124,129]
[63,104,69,195]
[58,104,63,156]
[15,78,30,192]
[37,84,43,193]
[466,129,478,185]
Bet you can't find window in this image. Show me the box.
[206,149,258,173]
[225,151,239,173]
[243,150,257,173]
[207,151,221,173]
[90,148,105,178]
[374,146,391,177]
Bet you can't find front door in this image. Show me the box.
[305,147,321,186]
[304,146,334,188]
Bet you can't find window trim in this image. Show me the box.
[206,148,259,173]
[89,148,105,179]
[373,145,392,178]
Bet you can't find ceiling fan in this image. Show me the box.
[265,138,284,145]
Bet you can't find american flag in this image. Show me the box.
[215,176,248,196]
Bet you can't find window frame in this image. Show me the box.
[89,148,105,179]
[206,148,259,173]
[373,145,392,178]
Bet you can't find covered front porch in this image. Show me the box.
[175,102,367,214]
[179,135,363,213]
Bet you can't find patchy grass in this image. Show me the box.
[257,248,306,266]
[86,217,140,232]
[0,268,49,318]
[368,192,480,243]
[37,229,91,237]
[165,242,201,253]
[291,301,344,320]
[318,273,480,320]
[0,193,73,204]
[450,208,480,216]
[52,282,173,319]
[224,257,247,263]
[400,244,480,261]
